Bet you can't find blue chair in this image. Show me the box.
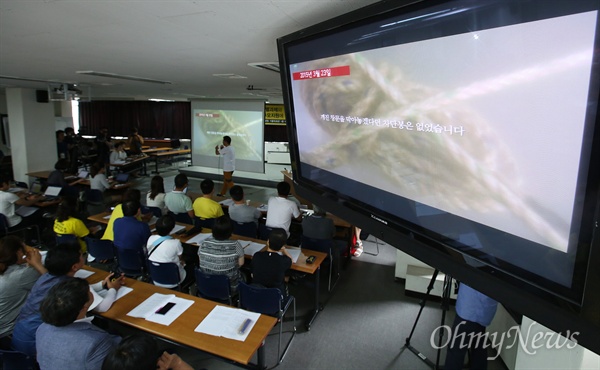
[148,261,181,290]
[194,269,232,305]
[239,281,296,365]
[195,217,215,230]
[258,224,273,240]
[169,212,194,225]
[114,247,146,278]
[55,233,78,246]
[143,206,162,218]
[0,349,37,370]
[301,236,340,292]
[85,237,115,263]
[232,221,257,238]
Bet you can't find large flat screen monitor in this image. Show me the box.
[278,0,600,354]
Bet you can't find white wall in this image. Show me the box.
[6,88,57,182]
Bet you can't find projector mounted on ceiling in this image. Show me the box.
[47,83,83,101]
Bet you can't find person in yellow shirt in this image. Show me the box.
[54,203,100,253]
[102,189,152,241]
[192,179,224,221]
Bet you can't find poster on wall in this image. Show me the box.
[264,104,286,125]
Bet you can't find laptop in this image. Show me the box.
[115,173,130,183]
[43,186,62,199]
[78,169,89,179]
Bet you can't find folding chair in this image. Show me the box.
[55,233,78,246]
[0,214,41,246]
[114,247,146,279]
[301,235,340,291]
[239,281,296,365]
[194,269,233,305]
[148,261,182,290]
[0,349,37,370]
[258,224,273,240]
[232,221,257,238]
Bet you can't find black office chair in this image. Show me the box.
[232,221,257,238]
[0,214,41,246]
[148,261,182,290]
[239,281,296,365]
[114,247,146,279]
[0,349,37,370]
[85,189,105,215]
[194,268,233,305]
[302,236,340,292]
[14,181,28,190]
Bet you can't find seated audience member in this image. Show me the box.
[228,185,261,225]
[126,128,144,156]
[102,334,193,370]
[0,174,43,230]
[192,179,224,221]
[47,159,84,195]
[36,278,122,370]
[113,200,151,255]
[109,141,127,168]
[302,205,335,240]
[251,228,292,295]
[11,242,84,355]
[147,215,194,289]
[0,236,47,343]
[146,175,167,215]
[54,202,101,255]
[164,174,195,222]
[90,162,120,205]
[12,242,124,356]
[198,216,244,294]
[265,181,301,237]
[102,189,151,241]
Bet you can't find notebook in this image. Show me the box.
[78,169,89,179]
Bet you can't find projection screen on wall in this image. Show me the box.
[191,100,265,173]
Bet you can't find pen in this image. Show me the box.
[238,318,252,334]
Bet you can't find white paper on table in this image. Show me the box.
[103,215,112,220]
[74,269,95,278]
[145,296,194,326]
[98,285,133,301]
[284,247,301,263]
[150,224,186,235]
[244,242,266,257]
[186,232,212,245]
[127,293,175,319]
[257,204,268,212]
[195,306,261,341]
[219,199,234,206]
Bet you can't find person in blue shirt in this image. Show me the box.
[113,199,151,255]
[444,282,498,370]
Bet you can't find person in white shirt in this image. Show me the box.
[89,163,120,205]
[265,182,301,239]
[215,135,235,197]
[0,175,42,229]
[109,141,127,171]
[146,176,167,215]
[146,215,194,291]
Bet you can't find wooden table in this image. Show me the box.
[84,266,277,368]
[142,147,171,155]
[149,149,191,174]
[181,229,328,330]
[111,155,150,176]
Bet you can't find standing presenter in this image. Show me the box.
[215,135,235,196]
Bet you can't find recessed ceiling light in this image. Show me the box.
[213,73,248,79]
